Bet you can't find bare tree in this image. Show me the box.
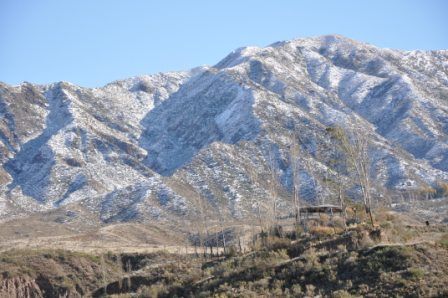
[245,160,266,244]
[336,173,348,230]
[193,230,199,257]
[125,258,132,290]
[219,220,227,255]
[191,193,210,258]
[237,228,243,253]
[268,147,280,229]
[326,170,348,230]
[296,130,322,206]
[438,181,448,198]
[290,140,302,232]
[214,156,232,255]
[100,254,107,294]
[327,124,375,226]
[325,148,348,229]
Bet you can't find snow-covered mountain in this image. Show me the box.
[1,35,447,223]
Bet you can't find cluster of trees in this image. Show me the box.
[187,121,448,255]
[325,125,375,226]
[286,122,376,235]
[190,192,233,258]
[188,122,378,256]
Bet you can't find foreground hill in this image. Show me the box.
[1,222,447,297]
[1,35,448,224]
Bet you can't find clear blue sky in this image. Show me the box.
[1,0,447,87]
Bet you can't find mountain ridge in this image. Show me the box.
[0,34,447,224]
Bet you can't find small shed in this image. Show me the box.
[298,205,343,221]
[300,205,343,214]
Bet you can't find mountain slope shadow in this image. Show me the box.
[138,70,260,176]
[4,83,73,202]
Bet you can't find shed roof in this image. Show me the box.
[301,205,342,213]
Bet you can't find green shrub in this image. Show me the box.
[137,282,169,298]
[407,267,425,280]
[291,284,302,295]
[361,246,410,276]
[332,217,347,230]
[379,221,392,229]
[439,233,448,248]
[310,226,337,237]
[1,271,12,279]
[267,236,290,250]
[332,289,354,298]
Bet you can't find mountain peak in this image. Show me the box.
[0,35,447,224]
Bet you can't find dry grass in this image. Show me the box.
[1,221,447,297]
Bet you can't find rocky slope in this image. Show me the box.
[0,35,447,224]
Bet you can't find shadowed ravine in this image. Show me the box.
[4,84,73,202]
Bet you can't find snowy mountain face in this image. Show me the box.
[1,35,447,223]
